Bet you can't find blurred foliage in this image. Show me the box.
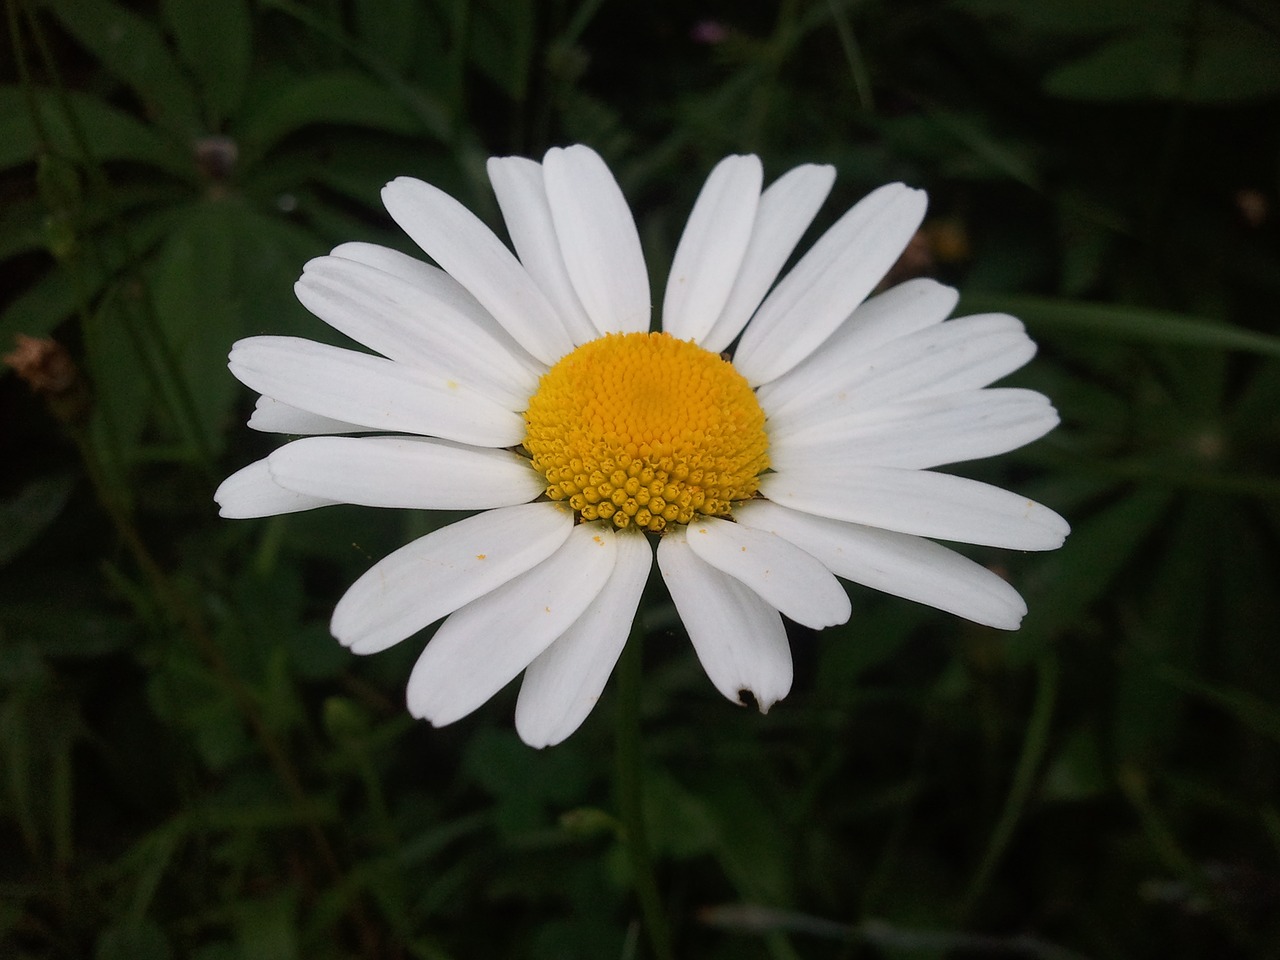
[2,0,1280,958]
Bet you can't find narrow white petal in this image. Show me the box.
[228,336,525,447]
[542,145,651,334]
[266,436,544,509]
[407,521,618,727]
[248,396,369,435]
[296,255,539,408]
[684,516,850,629]
[487,155,599,345]
[325,241,543,373]
[662,155,762,343]
[761,466,1070,551]
[332,503,574,655]
[515,531,653,747]
[700,164,836,353]
[214,458,337,518]
[764,313,1034,432]
[733,183,929,385]
[756,278,958,417]
[657,526,792,712]
[843,312,1037,407]
[770,388,1059,470]
[380,177,575,365]
[736,501,1028,630]
[323,241,440,288]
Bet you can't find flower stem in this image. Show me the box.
[615,626,675,960]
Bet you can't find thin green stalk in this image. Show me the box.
[960,653,1058,918]
[62,423,380,956]
[448,0,472,137]
[16,0,218,473]
[825,0,875,112]
[1119,764,1252,950]
[615,627,675,960]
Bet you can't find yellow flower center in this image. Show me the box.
[523,332,770,533]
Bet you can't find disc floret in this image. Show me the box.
[523,332,769,532]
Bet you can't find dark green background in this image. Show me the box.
[3,1,1279,957]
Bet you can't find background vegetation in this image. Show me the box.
[3,0,1280,957]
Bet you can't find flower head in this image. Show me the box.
[215,145,1068,747]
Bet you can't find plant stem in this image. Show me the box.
[615,627,675,960]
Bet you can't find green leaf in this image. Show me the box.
[234,893,299,960]
[917,108,1042,189]
[955,0,1193,36]
[470,0,535,101]
[0,474,74,566]
[958,293,1280,360]
[1157,667,1280,746]
[233,71,426,168]
[0,204,181,346]
[82,291,157,479]
[0,87,192,177]
[0,197,47,260]
[1045,28,1184,101]
[1012,487,1173,659]
[1181,11,1280,103]
[0,690,83,862]
[160,0,254,126]
[254,0,452,142]
[1041,723,1109,802]
[0,587,133,660]
[146,652,248,771]
[116,827,181,924]
[1113,500,1213,758]
[463,728,589,833]
[643,768,718,859]
[223,204,325,340]
[1045,13,1280,103]
[350,0,419,74]
[703,775,793,903]
[146,199,245,454]
[41,0,202,137]
[95,920,171,960]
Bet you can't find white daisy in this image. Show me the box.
[215,145,1068,748]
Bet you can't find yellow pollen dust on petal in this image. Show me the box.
[523,332,770,533]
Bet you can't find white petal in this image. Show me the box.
[733,183,929,385]
[661,155,762,343]
[486,155,599,345]
[756,278,958,417]
[214,458,337,518]
[228,336,525,447]
[684,516,849,629]
[380,177,574,365]
[515,530,653,747]
[770,388,1059,470]
[761,466,1070,551]
[266,436,543,509]
[325,242,543,372]
[700,164,836,353]
[332,502,574,655]
[736,501,1028,630]
[407,521,618,727]
[542,145,651,334]
[766,313,1037,431]
[248,396,369,435]
[657,525,792,711]
[324,241,439,287]
[849,313,1037,406]
[296,255,540,409]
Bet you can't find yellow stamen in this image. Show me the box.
[523,332,769,533]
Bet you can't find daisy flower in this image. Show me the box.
[215,145,1068,748]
